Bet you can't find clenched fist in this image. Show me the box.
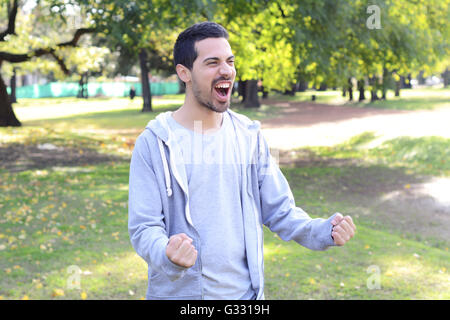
[331,213,356,246]
[166,233,198,268]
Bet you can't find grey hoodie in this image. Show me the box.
[128,109,338,300]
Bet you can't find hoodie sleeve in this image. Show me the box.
[128,133,188,281]
[256,131,337,251]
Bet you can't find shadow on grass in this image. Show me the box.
[0,143,126,173]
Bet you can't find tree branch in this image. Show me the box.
[58,28,96,47]
[0,27,96,75]
[276,1,287,18]
[0,0,19,42]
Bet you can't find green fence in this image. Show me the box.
[8,81,180,99]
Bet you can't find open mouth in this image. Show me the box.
[213,82,231,101]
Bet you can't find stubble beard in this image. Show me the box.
[192,78,230,113]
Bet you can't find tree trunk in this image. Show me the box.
[0,70,21,127]
[395,80,401,97]
[406,74,412,89]
[9,68,17,103]
[298,78,307,92]
[139,49,152,112]
[238,80,247,103]
[381,68,387,100]
[358,79,365,101]
[442,68,449,87]
[243,79,260,108]
[318,83,327,91]
[370,76,379,102]
[418,70,425,85]
[348,77,353,101]
[261,86,268,99]
[77,72,88,99]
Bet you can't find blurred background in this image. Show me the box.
[0,0,449,300]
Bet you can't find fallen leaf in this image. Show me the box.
[52,288,65,297]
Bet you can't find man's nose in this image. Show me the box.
[219,62,234,78]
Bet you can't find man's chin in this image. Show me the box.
[204,101,230,113]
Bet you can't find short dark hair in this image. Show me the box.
[173,21,229,70]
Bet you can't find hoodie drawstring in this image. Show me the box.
[157,137,173,197]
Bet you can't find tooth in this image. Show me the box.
[215,83,230,89]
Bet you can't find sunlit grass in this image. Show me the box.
[305,132,450,176]
[263,222,450,299]
[272,87,450,111]
[10,95,281,131]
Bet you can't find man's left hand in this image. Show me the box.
[331,213,356,246]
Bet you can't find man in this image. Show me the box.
[128,22,356,300]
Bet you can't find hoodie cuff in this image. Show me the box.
[324,213,339,248]
[160,242,188,281]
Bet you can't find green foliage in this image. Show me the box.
[3,0,449,94]
[0,1,110,79]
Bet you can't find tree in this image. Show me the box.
[0,0,97,126]
[77,0,200,112]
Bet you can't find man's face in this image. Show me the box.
[189,37,236,113]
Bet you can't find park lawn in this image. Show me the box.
[303,131,450,177]
[272,87,450,111]
[1,94,449,300]
[264,165,450,300]
[14,95,281,131]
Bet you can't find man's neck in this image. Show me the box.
[172,93,223,134]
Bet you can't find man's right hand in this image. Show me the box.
[166,233,198,268]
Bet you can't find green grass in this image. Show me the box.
[264,220,449,299]
[1,92,449,299]
[273,87,450,111]
[305,132,450,177]
[12,95,280,131]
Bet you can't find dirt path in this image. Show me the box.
[260,100,450,243]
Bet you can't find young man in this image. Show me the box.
[128,22,356,300]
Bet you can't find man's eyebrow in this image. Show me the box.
[203,55,235,63]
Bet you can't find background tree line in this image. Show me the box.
[0,0,448,126]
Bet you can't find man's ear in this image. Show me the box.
[176,64,191,85]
